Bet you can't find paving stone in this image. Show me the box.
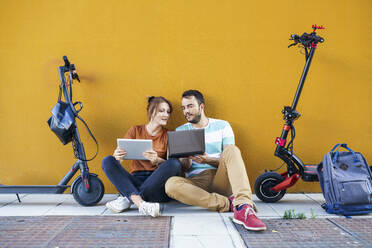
[162,200,217,217]
[329,218,372,246]
[0,216,171,248]
[172,216,227,236]
[233,218,371,248]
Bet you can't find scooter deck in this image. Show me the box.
[303,164,319,182]
[0,185,69,194]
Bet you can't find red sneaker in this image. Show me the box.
[228,195,235,212]
[233,204,266,231]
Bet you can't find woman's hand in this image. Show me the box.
[113,147,127,162]
[143,150,160,165]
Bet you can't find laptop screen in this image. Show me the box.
[167,129,205,158]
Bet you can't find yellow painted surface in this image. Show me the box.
[0,1,371,193]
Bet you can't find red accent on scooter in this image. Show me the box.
[84,179,90,189]
[312,24,325,31]
[275,137,286,147]
[311,43,318,48]
[283,125,291,131]
[280,171,288,178]
[271,173,300,192]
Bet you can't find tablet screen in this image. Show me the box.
[117,139,153,160]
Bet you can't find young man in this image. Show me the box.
[165,90,266,231]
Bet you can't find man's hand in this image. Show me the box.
[189,153,220,167]
[189,153,209,164]
[113,147,127,162]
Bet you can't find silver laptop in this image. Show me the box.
[117,139,153,160]
[168,129,205,158]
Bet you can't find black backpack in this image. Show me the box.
[47,86,75,145]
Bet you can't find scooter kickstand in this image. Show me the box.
[16,194,21,203]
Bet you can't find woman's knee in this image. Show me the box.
[101,155,117,171]
[170,158,182,172]
[161,158,182,174]
[164,158,181,167]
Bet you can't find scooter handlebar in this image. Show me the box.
[63,56,70,68]
[288,30,324,48]
[61,56,80,82]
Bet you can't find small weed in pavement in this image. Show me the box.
[283,209,307,219]
[310,208,317,219]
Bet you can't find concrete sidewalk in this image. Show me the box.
[1,193,371,248]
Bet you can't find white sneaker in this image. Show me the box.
[106,196,131,213]
[139,201,160,217]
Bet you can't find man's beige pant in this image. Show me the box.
[165,145,255,212]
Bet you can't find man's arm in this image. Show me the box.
[188,154,218,167]
[188,144,230,167]
[189,144,233,168]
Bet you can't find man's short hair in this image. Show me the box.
[182,90,205,105]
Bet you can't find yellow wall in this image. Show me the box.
[1,0,371,193]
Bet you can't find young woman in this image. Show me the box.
[102,96,181,217]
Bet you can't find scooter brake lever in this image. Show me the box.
[72,71,80,82]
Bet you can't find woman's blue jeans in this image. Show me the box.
[102,156,181,202]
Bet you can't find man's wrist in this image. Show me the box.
[206,157,219,167]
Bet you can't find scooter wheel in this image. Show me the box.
[72,175,104,206]
[254,172,286,203]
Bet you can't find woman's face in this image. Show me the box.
[151,102,171,126]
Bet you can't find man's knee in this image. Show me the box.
[165,176,184,197]
[223,145,240,155]
[101,155,116,172]
[221,145,242,163]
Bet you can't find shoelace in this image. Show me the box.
[140,202,153,215]
[139,203,146,214]
[244,207,256,221]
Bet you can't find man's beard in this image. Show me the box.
[187,112,202,124]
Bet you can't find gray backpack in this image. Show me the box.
[317,143,372,215]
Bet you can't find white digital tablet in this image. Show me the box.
[117,139,153,160]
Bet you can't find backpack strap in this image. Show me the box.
[57,85,62,102]
[332,143,360,166]
[331,143,341,152]
[75,115,98,162]
[317,162,325,193]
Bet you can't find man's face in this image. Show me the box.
[182,96,202,124]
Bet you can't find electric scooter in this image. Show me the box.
[0,56,104,206]
[254,25,325,203]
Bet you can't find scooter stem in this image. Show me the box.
[291,46,316,111]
